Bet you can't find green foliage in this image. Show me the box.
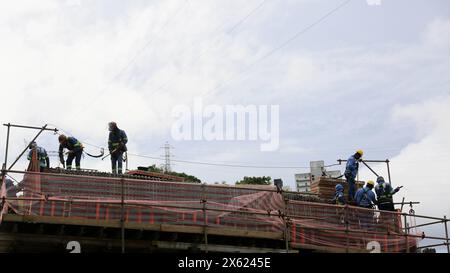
[235,176,272,185]
[137,165,201,183]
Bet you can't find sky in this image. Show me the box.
[1,0,450,249]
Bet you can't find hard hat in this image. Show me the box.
[58,134,67,143]
[28,141,37,149]
[367,180,375,187]
[356,149,364,156]
[108,122,117,131]
[335,184,344,192]
[377,176,385,183]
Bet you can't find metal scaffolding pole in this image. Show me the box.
[444,216,450,253]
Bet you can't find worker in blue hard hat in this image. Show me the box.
[344,149,363,202]
[27,141,50,171]
[332,184,346,205]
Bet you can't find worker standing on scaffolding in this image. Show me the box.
[58,134,83,170]
[108,122,128,175]
[375,176,401,211]
[27,141,50,171]
[375,176,402,231]
[355,180,377,229]
[345,149,363,202]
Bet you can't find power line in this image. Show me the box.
[127,152,312,169]
[137,0,270,98]
[200,0,352,99]
[67,0,191,123]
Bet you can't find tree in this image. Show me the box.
[138,165,201,183]
[236,176,272,185]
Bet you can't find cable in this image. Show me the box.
[127,152,312,169]
[67,0,191,123]
[200,0,352,99]
[137,0,270,98]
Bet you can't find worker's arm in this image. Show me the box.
[338,194,346,205]
[121,130,128,145]
[58,144,65,165]
[370,192,378,206]
[108,132,113,151]
[27,150,32,160]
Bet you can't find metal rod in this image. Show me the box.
[8,124,48,171]
[1,123,11,188]
[393,202,419,205]
[201,183,208,253]
[416,242,449,250]
[445,215,450,253]
[121,177,125,253]
[283,198,289,253]
[360,160,379,177]
[2,123,58,132]
[345,205,349,253]
[408,220,445,229]
[404,214,409,253]
[386,160,392,186]
[400,197,405,212]
[338,159,389,163]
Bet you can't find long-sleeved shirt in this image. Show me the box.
[355,187,377,208]
[59,136,83,158]
[333,191,346,205]
[375,182,399,204]
[345,155,359,178]
[27,146,49,168]
[108,129,128,152]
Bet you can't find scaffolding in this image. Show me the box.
[1,123,449,253]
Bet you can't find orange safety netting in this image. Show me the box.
[1,172,420,252]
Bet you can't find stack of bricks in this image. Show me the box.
[310,177,365,200]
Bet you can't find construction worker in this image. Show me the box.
[355,180,377,229]
[345,149,363,202]
[58,134,83,170]
[27,141,50,171]
[375,176,401,211]
[332,184,346,205]
[375,176,402,232]
[108,122,128,174]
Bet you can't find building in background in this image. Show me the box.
[295,161,341,192]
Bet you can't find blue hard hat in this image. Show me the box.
[335,184,344,192]
[377,176,385,183]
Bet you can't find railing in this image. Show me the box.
[1,169,448,253]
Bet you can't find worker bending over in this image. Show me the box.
[58,134,83,170]
[108,122,128,174]
[345,149,363,202]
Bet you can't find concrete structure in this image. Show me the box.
[295,161,341,193]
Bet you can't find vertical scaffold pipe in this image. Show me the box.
[444,216,450,254]
[201,183,208,253]
[121,177,125,253]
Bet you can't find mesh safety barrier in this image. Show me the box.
[1,172,420,252]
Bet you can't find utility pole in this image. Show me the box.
[161,142,173,173]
